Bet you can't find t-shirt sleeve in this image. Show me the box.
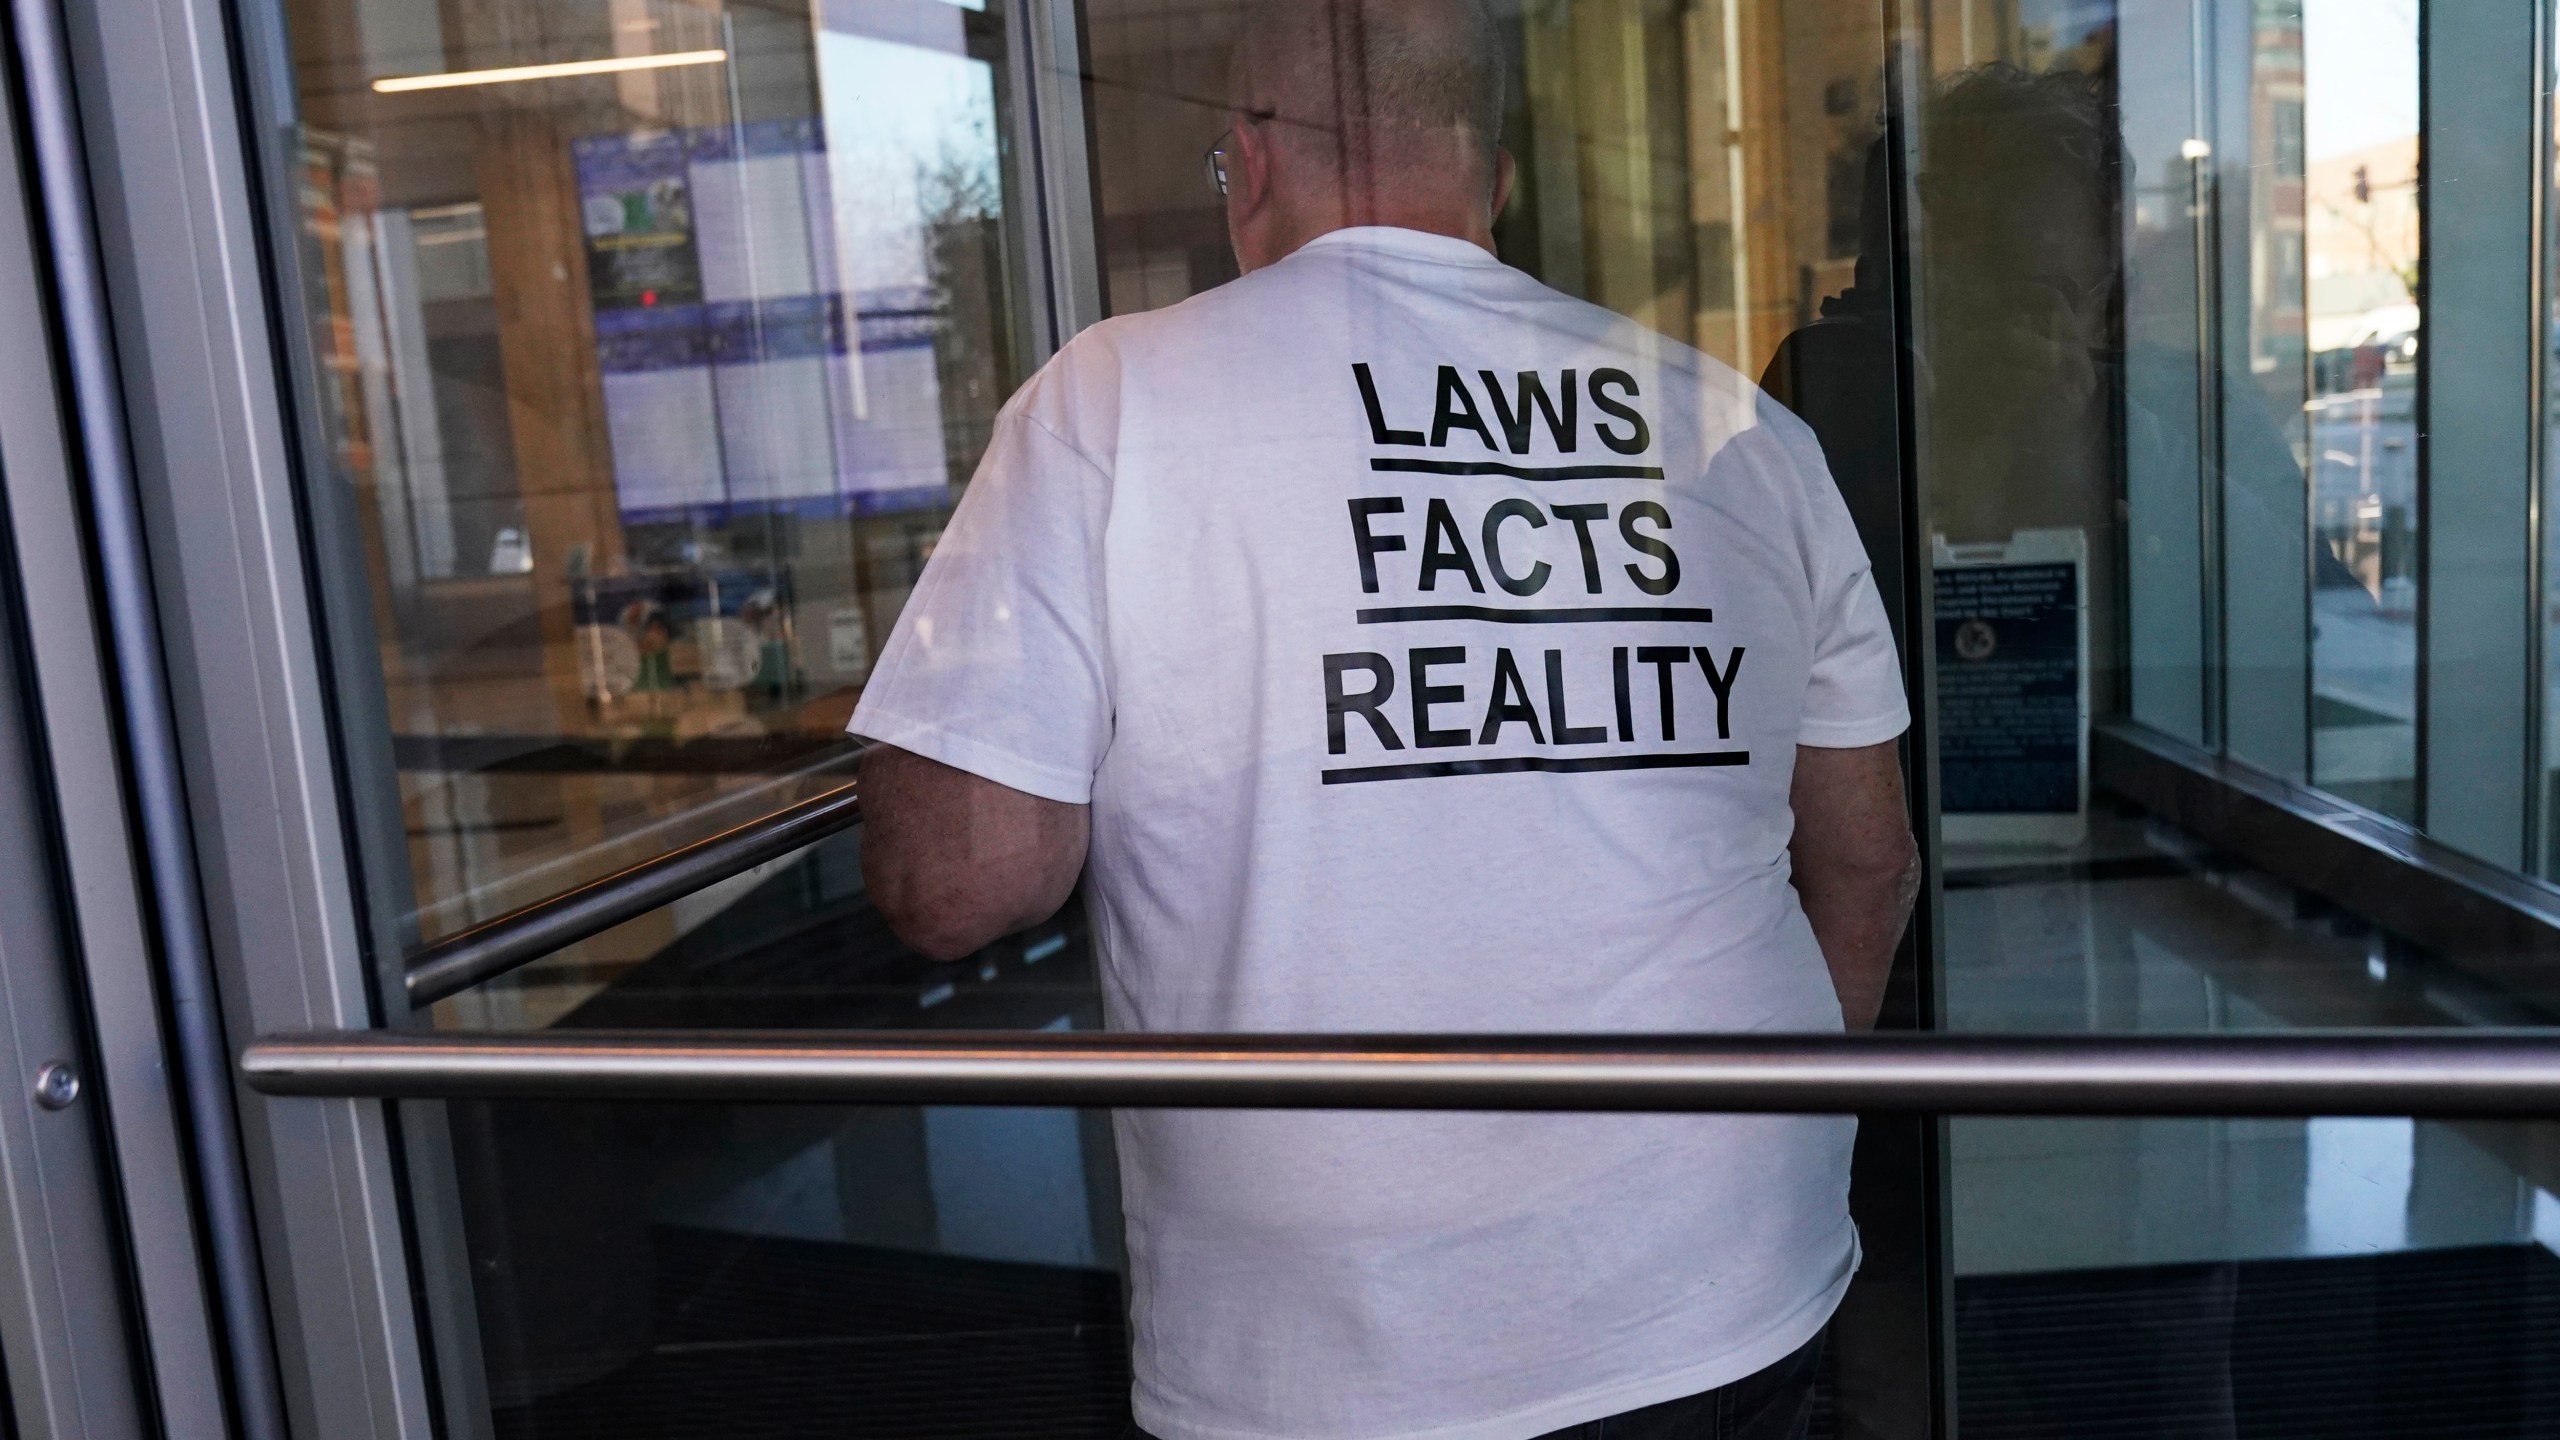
[847,409,1113,804]
[1787,432,1910,750]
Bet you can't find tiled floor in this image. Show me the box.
[1942,807,2560,1278]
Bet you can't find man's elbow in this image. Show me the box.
[856,743,1091,962]
[863,843,1063,962]
[1890,837,1922,910]
[1831,826,1920,888]
[1874,832,1923,918]
[1798,824,1921,916]
[866,868,1001,963]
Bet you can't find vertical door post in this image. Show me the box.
[2420,0,2543,866]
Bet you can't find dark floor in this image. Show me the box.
[1956,1244,2560,1439]
[492,1227,1132,1439]
[491,1228,2560,1439]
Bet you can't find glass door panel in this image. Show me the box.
[265,0,1133,1427]
[278,0,1037,985]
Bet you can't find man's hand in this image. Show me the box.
[858,744,1091,961]
[1788,740,1921,1030]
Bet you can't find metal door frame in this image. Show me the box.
[18,0,439,1428]
[0,0,268,1430]
[0,62,170,1426]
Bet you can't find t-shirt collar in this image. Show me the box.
[1293,225,1503,268]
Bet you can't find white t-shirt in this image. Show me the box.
[851,226,1909,1440]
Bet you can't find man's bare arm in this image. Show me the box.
[1788,740,1922,1030]
[858,743,1091,961]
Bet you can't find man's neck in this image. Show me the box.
[1253,202,1496,270]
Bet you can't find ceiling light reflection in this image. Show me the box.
[372,49,727,94]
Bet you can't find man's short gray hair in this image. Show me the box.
[1232,0,1506,164]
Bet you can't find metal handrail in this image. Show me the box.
[242,1029,2560,1117]
[405,781,863,1006]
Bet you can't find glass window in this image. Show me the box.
[2301,0,2420,819]
[280,0,1042,1021]
[2112,0,2423,803]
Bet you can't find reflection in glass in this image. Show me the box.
[1914,60,2113,853]
[2301,0,2420,820]
[2113,0,2418,818]
[2211,2,2313,788]
[272,1,1089,1423]
[279,0,1031,1023]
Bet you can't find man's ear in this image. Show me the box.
[1491,147,1516,222]
[1231,116,1275,217]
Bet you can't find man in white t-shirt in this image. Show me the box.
[850,0,1920,1434]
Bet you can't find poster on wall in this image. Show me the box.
[689,118,825,303]
[837,288,957,510]
[710,295,840,510]
[573,131,702,310]
[573,121,955,525]
[1933,529,2089,847]
[594,305,724,517]
[577,132,723,522]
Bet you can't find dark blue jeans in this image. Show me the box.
[1133,1331,1824,1440]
